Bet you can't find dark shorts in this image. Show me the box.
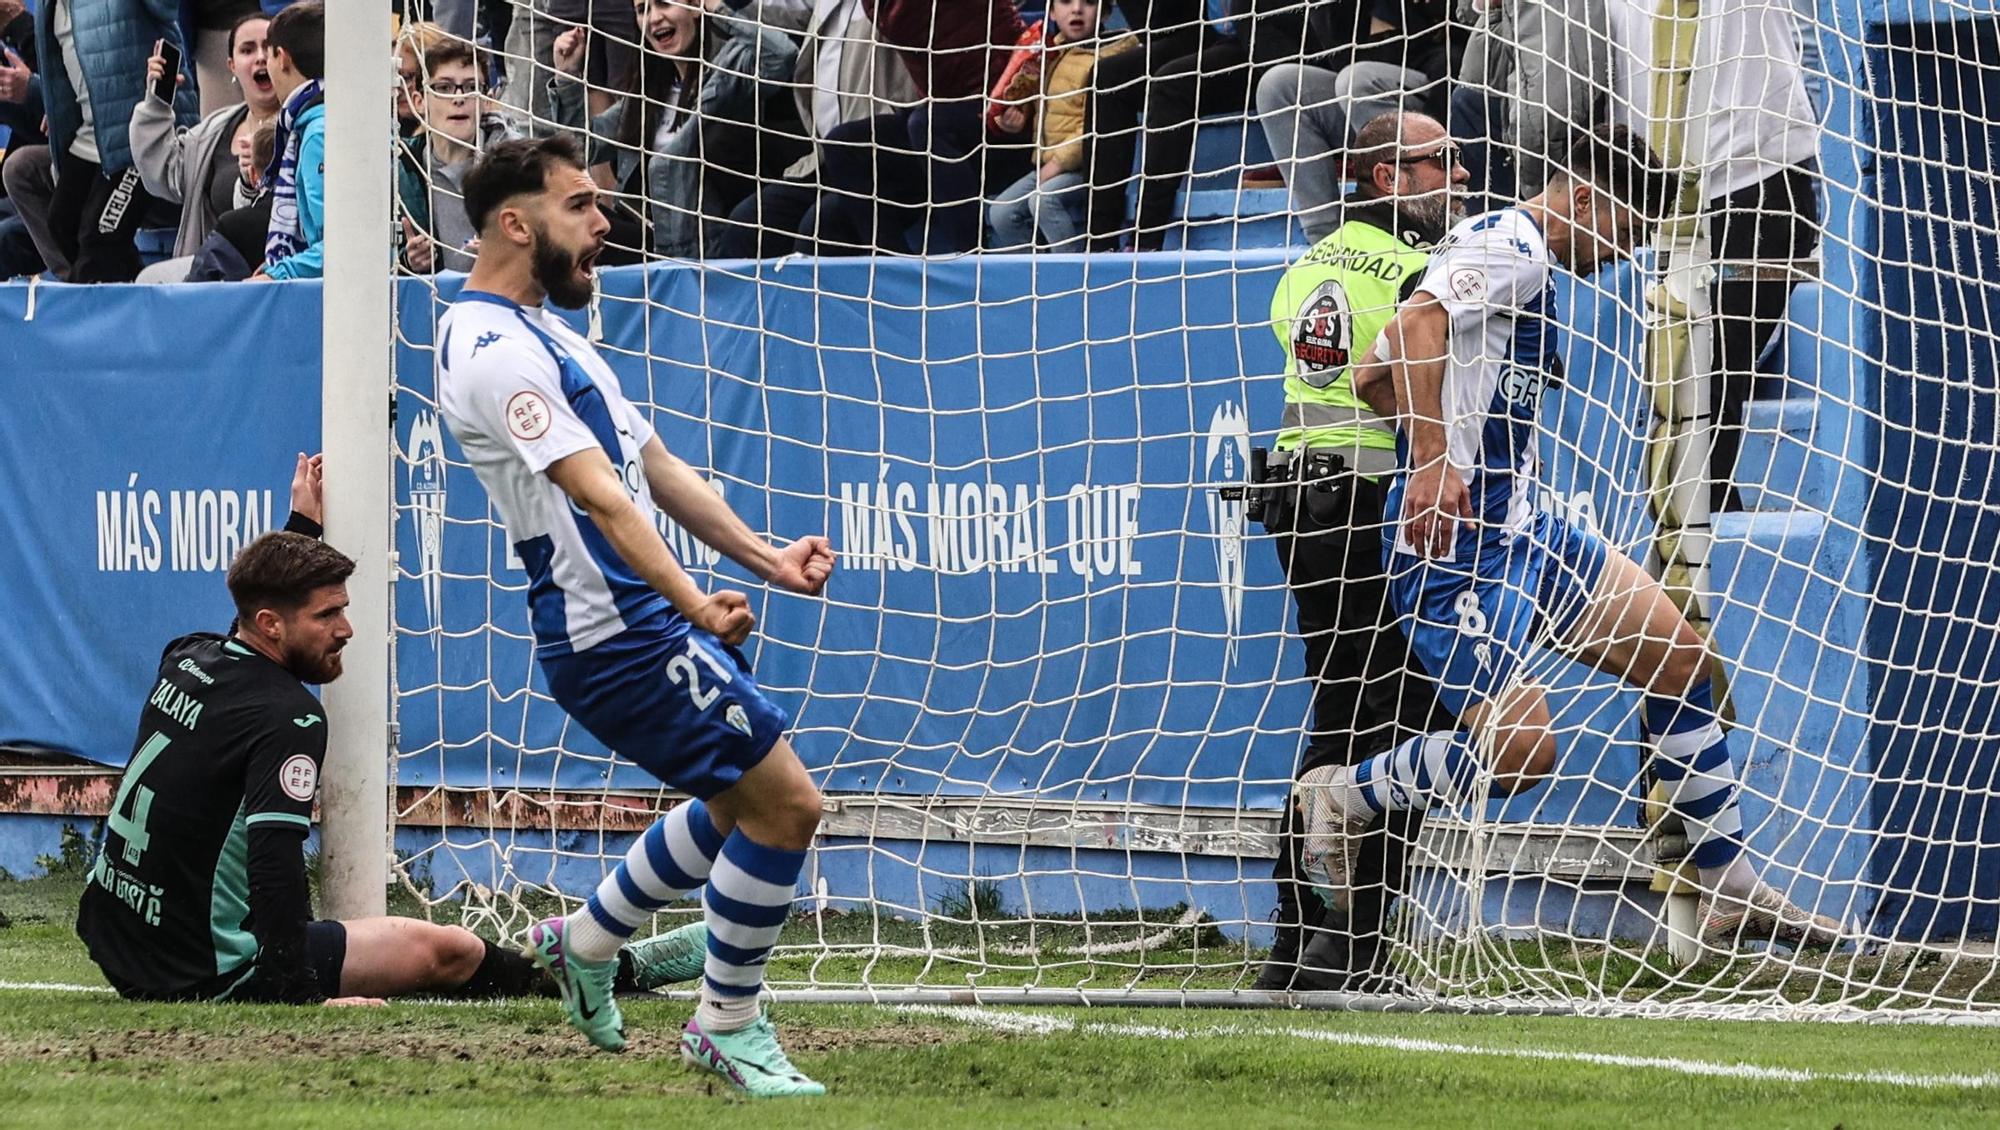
[302,919,348,997]
[102,920,347,1002]
[541,619,789,800]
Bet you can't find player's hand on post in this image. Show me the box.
[322,996,387,1008]
[291,452,323,525]
[691,589,755,646]
[1404,460,1471,558]
[768,536,835,597]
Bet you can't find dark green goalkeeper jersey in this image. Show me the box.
[77,632,327,1000]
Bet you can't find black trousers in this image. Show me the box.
[46,149,159,283]
[1709,164,1820,512]
[1085,30,1252,250]
[1266,463,1450,972]
[812,101,1030,256]
[716,179,819,260]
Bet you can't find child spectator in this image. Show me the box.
[549,0,797,260]
[130,13,279,273]
[397,38,520,273]
[396,21,453,138]
[250,0,323,282]
[984,0,1133,251]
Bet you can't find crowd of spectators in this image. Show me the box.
[0,0,1821,285]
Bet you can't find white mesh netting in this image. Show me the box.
[383,0,2000,1016]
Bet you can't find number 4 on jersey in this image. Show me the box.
[107,732,170,866]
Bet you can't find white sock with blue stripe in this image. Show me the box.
[1645,679,1755,897]
[1348,731,1485,815]
[562,799,726,963]
[696,831,806,1032]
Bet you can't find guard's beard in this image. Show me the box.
[1400,191,1455,243]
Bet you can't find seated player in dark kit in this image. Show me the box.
[78,455,704,1003]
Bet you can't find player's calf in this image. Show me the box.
[338,918,557,1000]
[1485,711,1558,793]
[334,919,489,997]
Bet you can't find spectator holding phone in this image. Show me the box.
[0,0,200,282]
[130,13,279,273]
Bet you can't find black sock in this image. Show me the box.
[454,940,553,999]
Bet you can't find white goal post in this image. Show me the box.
[319,0,396,921]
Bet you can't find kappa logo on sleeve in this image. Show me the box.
[507,391,554,440]
[279,754,319,803]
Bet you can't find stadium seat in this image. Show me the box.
[1119,114,1303,250]
[1756,280,1824,400]
[1185,115,1274,191]
[1732,397,1830,513]
[1168,188,1300,250]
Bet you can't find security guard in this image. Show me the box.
[1252,112,1470,990]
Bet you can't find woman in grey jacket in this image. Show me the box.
[550,0,800,260]
[129,12,277,267]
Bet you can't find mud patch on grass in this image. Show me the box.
[0,1019,972,1064]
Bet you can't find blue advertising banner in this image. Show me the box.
[0,282,319,756]
[0,257,1664,833]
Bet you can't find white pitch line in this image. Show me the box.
[0,980,114,995]
[897,1005,2000,1091]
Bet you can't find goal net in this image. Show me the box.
[381,0,2000,1017]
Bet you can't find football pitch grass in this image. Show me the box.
[2,875,1996,1128]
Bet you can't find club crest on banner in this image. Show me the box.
[405,410,447,629]
[1204,401,1250,667]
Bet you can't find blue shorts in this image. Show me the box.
[541,614,790,799]
[1386,511,1610,718]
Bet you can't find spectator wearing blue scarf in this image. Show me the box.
[247,0,319,280]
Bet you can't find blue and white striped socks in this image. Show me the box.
[697,831,806,1031]
[1645,679,1753,892]
[1350,731,1485,815]
[562,799,726,962]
